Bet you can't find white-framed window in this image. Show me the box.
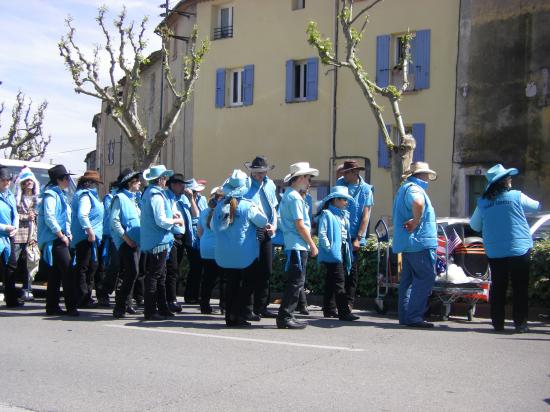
[294,61,307,100]
[229,68,244,106]
[215,5,234,40]
[285,58,318,103]
[292,0,305,10]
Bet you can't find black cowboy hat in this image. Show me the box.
[116,168,142,187]
[244,156,275,172]
[167,173,186,185]
[47,164,74,184]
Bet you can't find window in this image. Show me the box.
[376,29,430,90]
[107,139,115,165]
[215,65,254,108]
[378,124,425,168]
[285,58,318,103]
[230,68,243,106]
[292,0,305,10]
[214,5,233,40]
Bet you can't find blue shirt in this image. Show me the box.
[198,208,216,260]
[279,187,310,251]
[244,176,278,224]
[336,176,373,238]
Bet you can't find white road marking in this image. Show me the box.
[105,324,365,352]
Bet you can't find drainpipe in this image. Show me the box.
[330,0,340,186]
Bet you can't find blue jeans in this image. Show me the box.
[398,249,436,325]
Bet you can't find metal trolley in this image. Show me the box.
[373,219,491,321]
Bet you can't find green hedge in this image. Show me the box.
[179,239,550,307]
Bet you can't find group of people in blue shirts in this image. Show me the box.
[0,157,539,333]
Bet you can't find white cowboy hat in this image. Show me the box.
[283,162,319,183]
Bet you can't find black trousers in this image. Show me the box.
[345,248,359,307]
[46,239,77,311]
[1,239,19,305]
[133,253,146,302]
[488,251,530,329]
[277,250,308,321]
[166,238,185,303]
[323,259,350,316]
[96,236,120,300]
[184,246,203,302]
[114,243,140,311]
[223,262,256,323]
[201,258,224,310]
[250,236,272,314]
[144,249,169,316]
[74,239,99,305]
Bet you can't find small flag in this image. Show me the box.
[436,236,447,256]
[447,228,463,255]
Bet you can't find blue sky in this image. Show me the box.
[0,0,163,174]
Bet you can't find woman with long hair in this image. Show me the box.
[470,164,540,333]
[212,170,267,327]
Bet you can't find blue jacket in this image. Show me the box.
[179,195,198,249]
[70,189,104,246]
[198,208,216,260]
[336,176,373,239]
[244,176,278,224]
[317,206,352,273]
[111,189,141,250]
[37,186,71,266]
[140,185,174,253]
[470,190,539,258]
[212,197,267,269]
[0,190,18,261]
[166,189,186,237]
[392,177,437,253]
[102,191,115,237]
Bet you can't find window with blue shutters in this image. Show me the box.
[285,58,318,103]
[376,35,390,88]
[411,30,430,90]
[378,125,391,169]
[215,65,254,108]
[412,123,425,162]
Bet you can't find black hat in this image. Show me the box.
[0,166,13,181]
[116,168,141,187]
[47,164,74,183]
[167,173,186,185]
[244,156,275,172]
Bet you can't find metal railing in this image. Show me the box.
[213,25,233,40]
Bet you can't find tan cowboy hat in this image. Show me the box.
[78,170,103,184]
[403,161,437,181]
[283,162,319,183]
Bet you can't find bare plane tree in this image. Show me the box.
[58,6,209,170]
[307,0,416,194]
[0,91,51,161]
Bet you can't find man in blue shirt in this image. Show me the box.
[277,162,319,329]
[244,156,278,319]
[335,159,374,311]
[392,161,438,328]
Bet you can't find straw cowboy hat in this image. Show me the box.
[116,168,141,187]
[283,162,319,183]
[244,156,275,172]
[319,186,353,209]
[183,178,206,192]
[143,165,173,181]
[222,169,250,198]
[484,163,518,193]
[78,170,103,185]
[340,159,365,173]
[402,161,437,181]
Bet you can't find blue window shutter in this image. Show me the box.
[215,68,226,108]
[412,29,430,90]
[376,35,390,87]
[285,60,295,103]
[412,123,425,162]
[243,64,254,106]
[378,125,391,169]
[306,57,319,101]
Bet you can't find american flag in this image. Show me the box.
[447,228,463,254]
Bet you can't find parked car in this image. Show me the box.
[526,212,550,241]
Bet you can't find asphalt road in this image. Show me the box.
[0,300,549,412]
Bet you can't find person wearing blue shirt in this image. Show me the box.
[37,164,79,316]
[243,156,279,319]
[277,162,319,330]
[110,169,142,318]
[198,186,225,314]
[470,164,541,333]
[335,159,374,310]
[165,173,188,313]
[70,170,104,308]
[140,165,184,321]
[392,162,438,328]
[316,186,359,321]
[212,169,268,327]
[181,178,205,304]
[96,182,120,308]
[0,167,21,307]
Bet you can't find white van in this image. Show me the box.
[0,159,77,197]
